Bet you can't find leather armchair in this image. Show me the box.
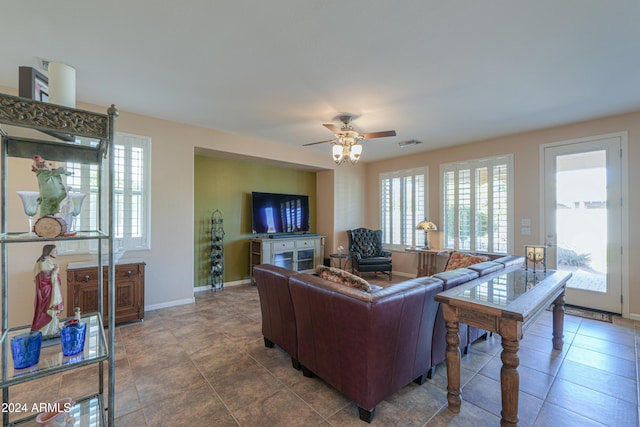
[347,228,392,280]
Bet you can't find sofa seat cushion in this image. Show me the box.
[316,265,372,293]
[445,251,490,271]
[467,261,504,276]
[432,268,479,287]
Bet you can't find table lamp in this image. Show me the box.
[416,219,438,249]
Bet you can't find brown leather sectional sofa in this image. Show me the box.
[253,253,523,423]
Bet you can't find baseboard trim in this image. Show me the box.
[628,312,640,321]
[193,278,252,293]
[146,297,195,312]
[393,271,416,279]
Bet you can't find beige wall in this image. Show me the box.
[365,110,640,318]
[0,85,338,326]
[2,83,638,322]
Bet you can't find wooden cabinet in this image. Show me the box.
[67,261,145,324]
[250,235,325,282]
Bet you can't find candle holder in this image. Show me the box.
[16,191,40,236]
[525,245,546,272]
[68,192,87,232]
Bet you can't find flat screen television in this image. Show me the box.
[251,192,310,234]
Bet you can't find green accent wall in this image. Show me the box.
[194,155,317,287]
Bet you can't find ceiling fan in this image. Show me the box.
[303,114,397,164]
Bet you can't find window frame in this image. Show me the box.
[379,167,428,251]
[59,132,151,255]
[440,154,514,254]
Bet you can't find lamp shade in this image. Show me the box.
[350,144,363,162]
[332,144,343,163]
[416,220,438,231]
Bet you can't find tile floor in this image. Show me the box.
[8,282,640,426]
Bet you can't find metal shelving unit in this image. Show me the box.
[0,93,117,426]
[210,210,224,291]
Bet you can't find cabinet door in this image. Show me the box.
[110,264,144,323]
[296,249,315,272]
[273,251,295,270]
[68,269,103,317]
[71,282,102,315]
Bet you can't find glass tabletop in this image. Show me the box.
[459,269,549,306]
[436,268,571,320]
[329,253,349,258]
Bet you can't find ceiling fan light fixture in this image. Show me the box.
[303,114,396,165]
[350,144,363,163]
[332,144,344,163]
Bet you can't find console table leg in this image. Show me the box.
[442,304,461,413]
[417,253,426,277]
[552,290,565,351]
[500,337,520,427]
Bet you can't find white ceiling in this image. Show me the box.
[3,1,640,163]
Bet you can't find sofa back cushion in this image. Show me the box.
[466,261,504,276]
[432,268,480,287]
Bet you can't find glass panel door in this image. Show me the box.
[296,249,315,272]
[543,135,623,313]
[273,251,294,270]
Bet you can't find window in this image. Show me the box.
[380,167,427,250]
[441,155,513,253]
[61,132,151,254]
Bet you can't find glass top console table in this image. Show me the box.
[434,268,572,427]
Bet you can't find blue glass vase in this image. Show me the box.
[60,322,87,356]
[11,331,42,369]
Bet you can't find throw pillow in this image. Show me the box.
[315,265,372,293]
[445,251,490,271]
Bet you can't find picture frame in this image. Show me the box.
[18,66,49,102]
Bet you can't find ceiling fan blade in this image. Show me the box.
[360,130,397,139]
[303,138,336,146]
[323,123,342,133]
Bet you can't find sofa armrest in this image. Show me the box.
[253,264,299,360]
